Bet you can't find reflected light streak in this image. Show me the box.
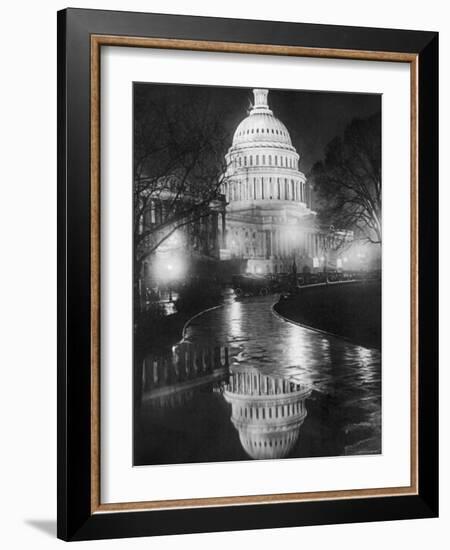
[226,298,244,341]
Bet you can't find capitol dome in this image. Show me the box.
[223,88,306,199]
[232,89,293,148]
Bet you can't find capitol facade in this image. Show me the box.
[221,88,343,275]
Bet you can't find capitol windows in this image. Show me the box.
[285,178,289,199]
[274,155,278,166]
[262,154,265,164]
[249,156,253,166]
[268,155,272,165]
[256,154,259,165]
[277,178,281,199]
[244,156,247,166]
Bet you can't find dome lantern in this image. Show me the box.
[251,89,272,115]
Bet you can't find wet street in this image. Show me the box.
[134,293,381,465]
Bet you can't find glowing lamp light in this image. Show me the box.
[256,266,262,274]
[320,256,325,262]
[153,254,185,282]
[313,257,319,268]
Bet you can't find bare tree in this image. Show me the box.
[310,112,381,244]
[133,86,231,305]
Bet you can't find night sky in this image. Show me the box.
[134,82,381,174]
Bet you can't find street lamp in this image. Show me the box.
[166,263,174,301]
[153,230,185,303]
[163,257,185,302]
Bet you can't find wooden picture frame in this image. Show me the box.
[57,7,438,541]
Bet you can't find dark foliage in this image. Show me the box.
[310,112,382,244]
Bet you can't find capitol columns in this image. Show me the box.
[221,211,226,248]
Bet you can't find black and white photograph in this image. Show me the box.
[0,0,443,545]
[133,83,382,466]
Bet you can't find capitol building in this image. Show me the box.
[221,88,345,275]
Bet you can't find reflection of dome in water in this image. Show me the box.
[224,367,311,460]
